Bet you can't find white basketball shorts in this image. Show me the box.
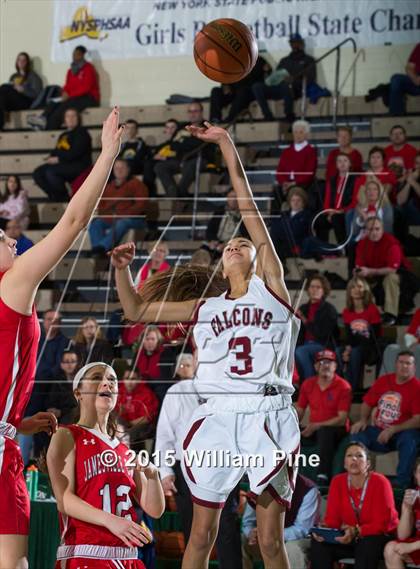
[180,393,300,508]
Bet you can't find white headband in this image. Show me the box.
[73,362,117,392]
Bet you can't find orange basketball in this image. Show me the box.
[194,18,258,83]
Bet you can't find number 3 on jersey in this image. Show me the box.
[229,336,253,375]
[100,483,133,519]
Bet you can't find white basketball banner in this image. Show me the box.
[51,0,419,61]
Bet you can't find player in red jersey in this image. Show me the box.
[384,459,420,568]
[47,362,165,569]
[0,108,124,569]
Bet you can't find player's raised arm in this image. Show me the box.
[187,122,290,304]
[111,242,198,323]
[2,108,124,315]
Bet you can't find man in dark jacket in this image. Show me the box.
[119,119,151,176]
[295,274,339,379]
[32,107,92,201]
[154,102,215,209]
[209,55,272,122]
[252,34,316,123]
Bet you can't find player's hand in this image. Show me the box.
[136,461,159,479]
[350,419,368,434]
[109,242,136,269]
[248,528,258,546]
[161,475,177,496]
[186,121,230,145]
[17,412,58,435]
[106,515,152,548]
[101,106,125,159]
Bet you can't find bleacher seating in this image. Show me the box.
[2,93,419,569]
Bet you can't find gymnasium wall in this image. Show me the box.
[0,0,415,108]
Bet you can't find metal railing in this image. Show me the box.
[179,37,360,236]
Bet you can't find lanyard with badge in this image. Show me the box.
[347,474,369,539]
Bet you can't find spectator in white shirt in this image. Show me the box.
[155,352,242,569]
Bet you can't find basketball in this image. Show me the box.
[194,18,258,83]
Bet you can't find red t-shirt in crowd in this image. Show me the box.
[63,61,100,102]
[384,143,418,170]
[304,300,321,342]
[297,374,352,423]
[135,347,163,381]
[342,303,382,339]
[363,373,420,430]
[276,143,318,187]
[409,43,420,75]
[407,308,420,342]
[355,232,405,271]
[117,381,159,424]
[324,472,399,536]
[325,147,364,181]
[351,170,398,207]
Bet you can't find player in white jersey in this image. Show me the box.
[112,122,301,569]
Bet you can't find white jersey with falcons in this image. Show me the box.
[193,274,300,396]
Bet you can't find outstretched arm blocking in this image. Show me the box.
[2,108,124,314]
[186,122,290,304]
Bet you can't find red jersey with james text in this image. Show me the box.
[57,424,139,561]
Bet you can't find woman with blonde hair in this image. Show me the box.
[339,277,382,389]
[347,177,394,242]
[72,316,114,365]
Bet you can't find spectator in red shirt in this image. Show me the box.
[48,45,99,130]
[311,441,399,569]
[355,217,406,325]
[296,349,351,483]
[385,125,418,170]
[352,147,397,206]
[29,46,100,131]
[389,43,420,116]
[133,325,177,403]
[276,120,317,195]
[395,151,420,242]
[381,308,420,379]
[384,459,420,568]
[117,367,159,452]
[325,126,363,181]
[296,274,339,379]
[88,158,149,256]
[339,277,382,389]
[350,351,420,488]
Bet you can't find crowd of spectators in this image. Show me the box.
[1,39,419,569]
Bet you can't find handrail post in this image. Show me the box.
[191,151,202,240]
[333,46,341,128]
[300,75,307,120]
